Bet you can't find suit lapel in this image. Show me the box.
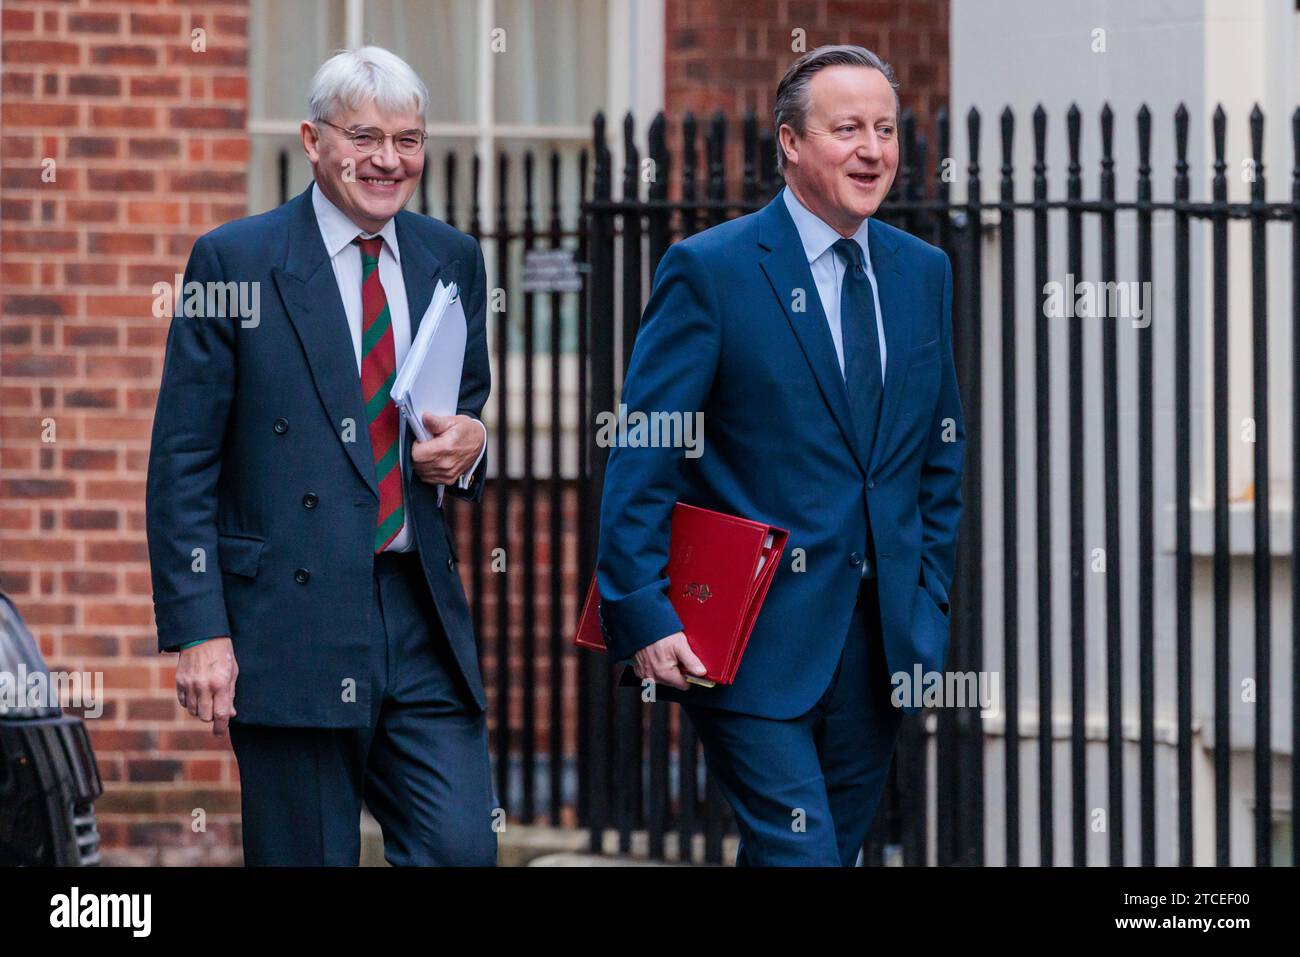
[865,219,909,474]
[270,182,378,498]
[394,209,448,340]
[757,193,867,476]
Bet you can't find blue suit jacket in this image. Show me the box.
[146,182,489,728]
[595,189,964,718]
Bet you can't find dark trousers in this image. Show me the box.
[230,551,497,866]
[683,578,902,866]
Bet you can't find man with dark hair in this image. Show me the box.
[596,45,965,865]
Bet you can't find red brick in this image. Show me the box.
[2,538,76,561]
[84,356,154,380]
[68,73,123,96]
[3,40,81,65]
[1,354,76,377]
[125,200,182,224]
[4,295,76,316]
[64,388,118,409]
[168,106,244,130]
[129,12,183,35]
[88,105,158,128]
[3,102,79,127]
[87,606,154,628]
[85,479,147,500]
[87,169,156,192]
[1,70,36,95]
[89,44,158,67]
[68,12,123,34]
[2,9,36,32]
[65,199,119,222]
[85,542,148,563]
[167,170,244,193]
[87,235,154,256]
[64,263,119,285]
[129,76,181,98]
[67,136,119,158]
[66,509,120,530]
[62,570,119,594]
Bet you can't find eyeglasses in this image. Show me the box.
[319,120,427,155]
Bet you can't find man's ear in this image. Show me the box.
[301,120,321,164]
[777,123,798,169]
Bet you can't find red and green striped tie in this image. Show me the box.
[354,236,404,552]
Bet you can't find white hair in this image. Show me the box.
[307,46,428,125]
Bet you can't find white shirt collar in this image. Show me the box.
[781,184,871,272]
[311,181,402,263]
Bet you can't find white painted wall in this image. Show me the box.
[948,0,1294,866]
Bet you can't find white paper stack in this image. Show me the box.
[390,280,467,441]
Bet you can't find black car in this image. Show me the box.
[0,590,103,865]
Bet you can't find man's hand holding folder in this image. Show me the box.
[576,503,788,690]
[411,412,485,486]
[631,630,708,691]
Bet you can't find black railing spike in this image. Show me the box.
[759,128,778,196]
[445,151,457,227]
[1174,103,1189,167]
[936,105,950,185]
[1293,107,1300,176]
[742,110,758,202]
[469,152,481,236]
[914,132,929,202]
[1067,103,1081,169]
[1137,105,1151,174]
[1250,104,1264,166]
[278,148,289,207]
[550,149,561,223]
[648,112,667,193]
[622,116,640,203]
[1001,106,1014,170]
[1033,105,1047,173]
[524,150,535,222]
[966,105,981,174]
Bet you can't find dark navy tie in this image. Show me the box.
[832,238,884,464]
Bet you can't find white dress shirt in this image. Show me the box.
[781,185,887,380]
[782,186,886,579]
[312,184,486,550]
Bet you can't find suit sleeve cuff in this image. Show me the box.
[457,418,488,489]
[166,636,218,653]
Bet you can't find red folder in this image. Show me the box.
[574,503,788,686]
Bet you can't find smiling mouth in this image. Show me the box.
[360,176,401,189]
[849,172,881,187]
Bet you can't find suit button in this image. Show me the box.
[447,557,456,571]
[273,417,289,434]
[849,552,863,566]
[867,479,876,489]
[294,568,310,584]
[302,492,319,509]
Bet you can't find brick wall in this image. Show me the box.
[664,0,949,194]
[1,0,250,864]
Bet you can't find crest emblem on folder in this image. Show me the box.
[683,582,713,603]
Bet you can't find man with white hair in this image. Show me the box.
[146,46,495,865]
